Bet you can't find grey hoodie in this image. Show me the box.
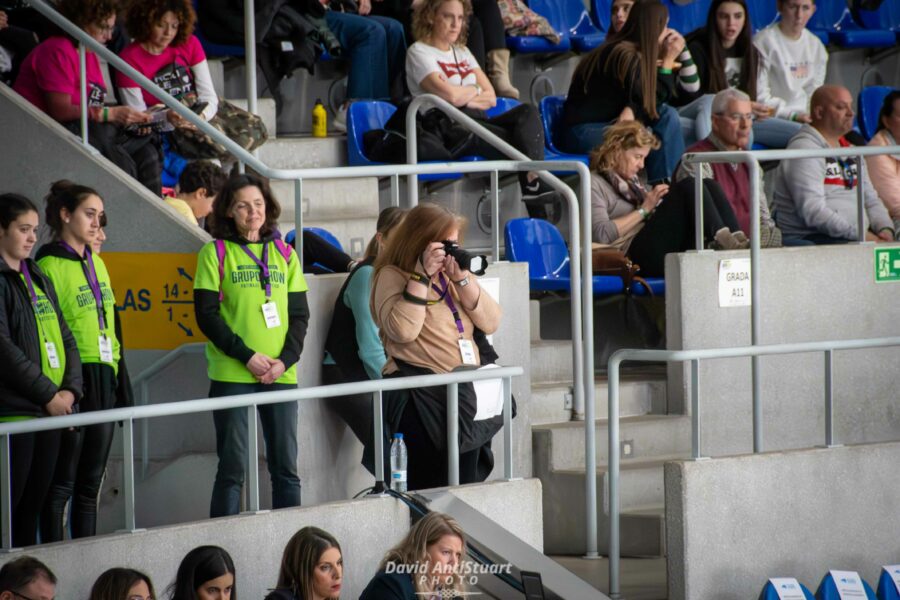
[772,124,893,240]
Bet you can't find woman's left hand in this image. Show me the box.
[444,254,470,283]
[258,359,286,385]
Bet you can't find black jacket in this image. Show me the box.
[0,257,82,418]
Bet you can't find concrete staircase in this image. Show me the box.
[530,309,689,559]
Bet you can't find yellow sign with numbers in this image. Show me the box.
[102,252,207,350]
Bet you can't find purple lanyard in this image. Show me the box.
[239,242,271,299]
[432,274,464,337]
[60,242,107,332]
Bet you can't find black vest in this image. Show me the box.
[324,258,377,382]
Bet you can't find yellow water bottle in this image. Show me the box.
[312,99,327,138]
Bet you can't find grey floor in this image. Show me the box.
[551,556,668,600]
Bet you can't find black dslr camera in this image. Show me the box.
[442,241,488,276]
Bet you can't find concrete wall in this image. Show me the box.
[665,441,900,600]
[0,479,541,600]
[665,244,900,457]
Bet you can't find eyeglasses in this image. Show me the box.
[13,591,52,600]
[93,21,115,33]
[720,112,756,123]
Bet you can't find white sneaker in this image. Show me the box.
[332,103,348,133]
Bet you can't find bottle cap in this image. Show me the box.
[315,98,323,105]
[393,433,404,439]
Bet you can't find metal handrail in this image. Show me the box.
[0,365,522,549]
[604,336,900,600]
[684,144,900,456]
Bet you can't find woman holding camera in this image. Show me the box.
[370,203,501,490]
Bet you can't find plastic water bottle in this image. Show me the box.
[312,99,327,138]
[390,433,408,492]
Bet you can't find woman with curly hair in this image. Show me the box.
[118,0,266,159]
[360,512,467,600]
[13,0,162,194]
[590,120,746,276]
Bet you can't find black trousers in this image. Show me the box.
[627,177,740,278]
[64,121,162,196]
[0,25,38,84]
[470,104,545,168]
[8,430,61,547]
[466,0,507,67]
[40,363,116,542]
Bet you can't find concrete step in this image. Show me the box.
[271,177,380,224]
[229,97,277,140]
[530,377,663,425]
[550,555,667,600]
[531,339,574,383]
[257,135,347,170]
[533,415,691,472]
[558,454,687,511]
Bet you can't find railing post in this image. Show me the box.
[447,383,459,486]
[694,166,704,250]
[78,43,88,146]
[502,376,513,480]
[246,405,260,512]
[140,380,150,479]
[491,170,500,261]
[243,0,258,133]
[373,390,385,491]
[824,349,836,447]
[691,359,703,460]
[295,179,304,267]
[390,174,400,208]
[856,154,866,243]
[0,434,12,550]
[607,357,621,597]
[122,418,137,531]
[749,158,762,453]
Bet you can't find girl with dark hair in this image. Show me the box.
[0,192,81,547]
[13,0,162,195]
[562,0,686,183]
[266,527,343,600]
[169,546,235,600]
[36,180,126,542]
[193,174,310,517]
[89,568,155,600]
[866,90,900,238]
[674,0,800,147]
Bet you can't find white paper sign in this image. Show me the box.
[883,565,900,594]
[769,578,807,600]
[829,570,867,599]
[478,277,500,344]
[718,258,752,307]
[473,364,504,421]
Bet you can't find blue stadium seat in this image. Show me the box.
[759,579,815,600]
[664,0,712,35]
[856,0,900,41]
[816,571,877,600]
[807,2,896,48]
[877,565,900,600]
[747,0,778,33]
[858,86,893,141]
[538,95,590,166]
[506,0,605,54]
[284,227,343,251]
[592,0,613,32]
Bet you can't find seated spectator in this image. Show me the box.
[168,546,235,600]
[865,90,900,238]
[563,1,685,184]
[591,121,746,277]
[119,0,267,160]
[408,0,561,220]
[265,527,343,600]
[360,512,466,600]
[674,0,799,148]
[323,207,407,446]
[0,193,81,548]
[13,0,162,195]
[89,569,155,600]
[0,9,39,85]
[753,0,826,130]
[0,556,57,600]
[675,89,782,247]
[370,204,505,490]
[296,229,356,275]
[167,160,227,227]
[610,0,637,34]
[773,85,895,244]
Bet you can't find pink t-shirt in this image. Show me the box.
[117,35,206,107]
[13,36,107,114]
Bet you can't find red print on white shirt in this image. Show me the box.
[437,59,475,82]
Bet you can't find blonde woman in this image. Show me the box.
[360,512,467,599]
[591,120,745,276]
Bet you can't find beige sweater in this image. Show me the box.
[370,265,502,375]
[865,130,900,221]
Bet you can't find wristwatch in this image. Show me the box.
[454,276,470,287]
[474,83,483,96]
[637,207,649,221]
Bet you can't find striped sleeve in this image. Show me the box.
[676,48,700,95]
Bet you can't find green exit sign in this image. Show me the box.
[875,247,900,282]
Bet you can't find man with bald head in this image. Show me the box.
[773,84,894,244]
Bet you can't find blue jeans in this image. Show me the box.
[562,104,684,182]
[209,381,300,517]
[325,12,407,100]
[752,116,802,148]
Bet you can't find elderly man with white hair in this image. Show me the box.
[675,88,782,247]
